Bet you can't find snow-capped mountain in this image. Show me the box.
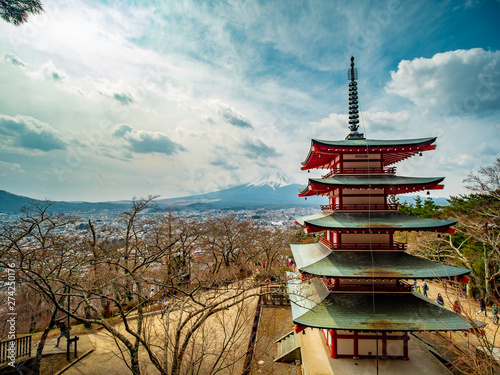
[154,172,320,209]
[249,172,296,189]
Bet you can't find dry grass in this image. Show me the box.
[250,307,301,375]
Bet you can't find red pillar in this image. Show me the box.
[331,330,338,358]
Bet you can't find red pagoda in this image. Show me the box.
[284,57,472,362]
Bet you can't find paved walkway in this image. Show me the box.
[32,334,95,375]
[39,334,94,357]
[298,328,452,375]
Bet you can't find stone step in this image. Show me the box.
[274,331,300,363]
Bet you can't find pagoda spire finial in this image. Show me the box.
[346,56,365,140]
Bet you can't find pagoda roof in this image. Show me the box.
[302,137,437,170]
[311,137,437,148]
[296,212,457,234]
[287,273,472,331]
[299,175,445,196]
[290,242,471,279]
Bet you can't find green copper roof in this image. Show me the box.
[287,274,472,331]
[290,243,470,279]
[302,175,444,190]
[296,212,457,232]
[312,137,437,148]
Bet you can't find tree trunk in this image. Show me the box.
[29,314,37,334]
[32,307,59,374]
[130,347,141,375]
[83,304,92,328]
[484,245,494,303]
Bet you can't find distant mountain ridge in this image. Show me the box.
[0,172,451,213]
[0,190,129,214]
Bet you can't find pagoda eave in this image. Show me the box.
[301,223,456,234]
[386,184,444,195]
[288,274,473,332]
[300,271,470,281]
[301,138,437,170]
[299,177,445,196]
[290,243,471,279]
[296,212,457,234]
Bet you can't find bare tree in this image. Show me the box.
[0,202,79,372]
[245,227,288,275]
[464,158,500,201]
[1,198,181,374]
[140,278,261,375]
[416,301,500,375]
[201,215,256,275]
[1,199,272,375]
[409,159,500,302]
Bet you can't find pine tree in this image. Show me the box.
[0,0,43,26]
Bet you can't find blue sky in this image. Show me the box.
[0,0,499,201]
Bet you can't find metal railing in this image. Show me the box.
[260,285,289,306]
[318,236,406,251]
[320,203,399,212]
[0,335,31,365]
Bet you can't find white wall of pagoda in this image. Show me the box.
[341,188,385,206]
[341,153,382,170]
[321,329,409,359]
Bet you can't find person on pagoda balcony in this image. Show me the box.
[436,293,444,306]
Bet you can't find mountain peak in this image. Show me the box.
[249,172,295,190]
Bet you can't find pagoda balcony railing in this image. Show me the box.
[322,167,396,178]
[318,236,406,251]
[320,203,399,212]
[326,281,412,293]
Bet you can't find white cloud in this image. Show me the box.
[0,114,66,152]
[0,1,498,201]
[28,60,67,82]
[112,124,185,156]
[93,78,139,105]
[386,49,500,117]
[2,52,27,67]
[0,161,23,175]
[307,111,410,139]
